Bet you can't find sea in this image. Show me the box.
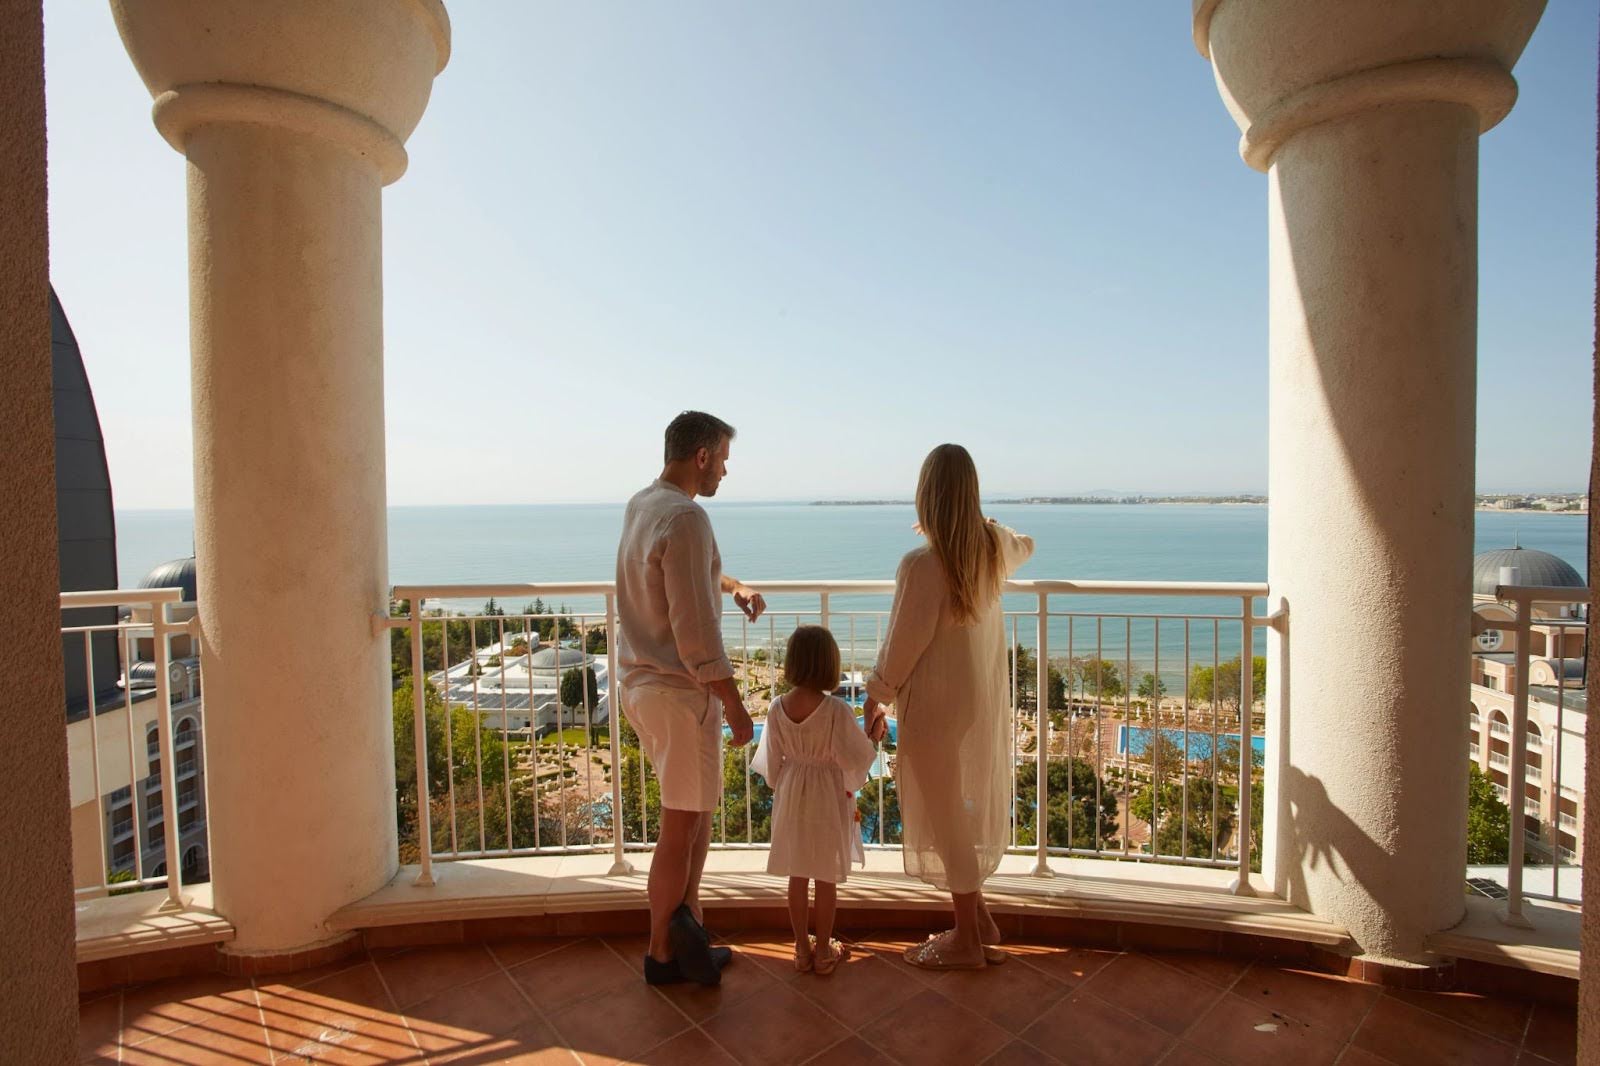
[114,503,1586,684]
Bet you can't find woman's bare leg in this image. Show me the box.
[976,891,1002,944]
[944,890,985,961]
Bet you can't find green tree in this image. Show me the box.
[1466,763,1511,864]
[617,715,662,843]
[1014,758,1119,849]
[1007,647,1068,710]
[389,601,476,684]
[1062,657,1125,700]
[393,678,508,855]
[1189,656,1266,707]
[858,776,901,845]
[560,666,601,713]
[1136,672,1167,700]
[718,748,775,844]
[585,627,608,655]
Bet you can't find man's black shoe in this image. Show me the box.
[711,945,732,970]
[669,906,720,985]
[643,954,686,986]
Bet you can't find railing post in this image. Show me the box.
[1033,591,1053,877]
[1231,596,1255,896]
[1502,591,1534,928]
[606,593,634,875]
[152,601,185,911]
[819,591,830,631]
[410,600,435,887]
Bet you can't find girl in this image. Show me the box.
[861,444,1034,970]
[752,625,878,975]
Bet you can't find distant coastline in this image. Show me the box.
[810,495,1267,507]
[810,493,1588,514]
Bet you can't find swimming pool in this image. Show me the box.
[1116,725,1264,762]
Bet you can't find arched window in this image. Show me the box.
[1490,710,1511,738]
[145,725,162,789]
[1526,722,1543,750]
[1468,703,1481,730]
[176,717,199,777]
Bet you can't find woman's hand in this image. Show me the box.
[862,697,888,742]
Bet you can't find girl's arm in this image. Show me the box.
[750,710,779,786]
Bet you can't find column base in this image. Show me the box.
[217,931,365,978]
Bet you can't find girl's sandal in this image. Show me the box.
[794,935,815,973]
[812,939,850,976]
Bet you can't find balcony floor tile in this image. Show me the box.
[77,933,1576,1066]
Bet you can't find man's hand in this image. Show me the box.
[733,584,766,622]
[862,696,888,743]
[724,702,755,747]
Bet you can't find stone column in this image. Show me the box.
[112,0,450,954]
[1194,0,1545,961]
[1,1,78,1057]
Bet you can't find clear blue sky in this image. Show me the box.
[43,3,1597,508]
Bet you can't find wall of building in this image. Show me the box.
[1579,38,1600,1055]
[0,0,80,1057]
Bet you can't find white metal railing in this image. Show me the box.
[1488,584,1589,922]
[61,588,196,909]
[1490,721,1512,737]
[388,579,1275,895]
[1489,752,1510,770]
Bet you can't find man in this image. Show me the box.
[615,410,766,985]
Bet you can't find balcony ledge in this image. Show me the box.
[75,884,233,963]
[330,849,1353,949]
[1427,895,1581,980]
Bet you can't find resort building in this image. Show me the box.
[1469,546,1588,864]
[439,640,610,734]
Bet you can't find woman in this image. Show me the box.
[862,444,1034,970]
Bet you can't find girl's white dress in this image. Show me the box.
[866,524,1035,893]
[752,693,878,883]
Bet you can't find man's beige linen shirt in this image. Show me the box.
[615,480,733,691]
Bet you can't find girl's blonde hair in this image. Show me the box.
[915,443,1001,625]
[783,625,842,693]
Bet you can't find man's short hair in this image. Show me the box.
[783,625,841,694]
[664,411,736,463]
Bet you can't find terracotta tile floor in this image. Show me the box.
[78,931,1577,1065]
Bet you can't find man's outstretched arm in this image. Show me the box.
[720,573,766,621]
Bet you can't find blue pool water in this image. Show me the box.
[1117,724,1264,762]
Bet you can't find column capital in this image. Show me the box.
[111,0,450,184]
[1193,0,1545,172]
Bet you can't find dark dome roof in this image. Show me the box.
[1472,547,1583,596]
[139,557,197,602]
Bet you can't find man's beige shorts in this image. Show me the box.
[621,681,721,812]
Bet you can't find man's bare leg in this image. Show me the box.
[683,809,713,925]
[648,808,701,963]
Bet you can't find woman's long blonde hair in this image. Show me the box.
[915,444,1001,625]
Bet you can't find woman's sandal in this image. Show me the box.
[794,936,815,973]
[902,935,987,971]
[813,938,850,976]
